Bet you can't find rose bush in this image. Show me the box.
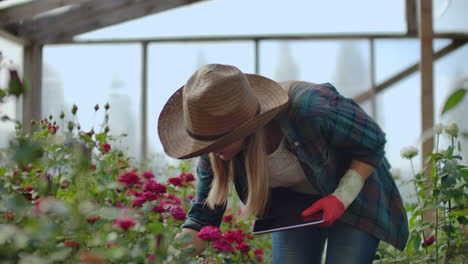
[0,109,273,263]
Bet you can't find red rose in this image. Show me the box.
[132,197,146,207]
[235,241,250,252]
[151,205,165,214]
[141,171,155,179]
[198,226,222,241]
[212,239,233,252]
[422,235,435,248]
[169,205,186,221]
[100,143,111,153]
[64,240,81,249]
[118,172,141,188]
[222,230,244,243]
[181,172,195,182]
[168,177,184,187]
[223,214,234,223]
[142,180,167,195]
[113,216,136,231]
[86,216,100,225]
[143,192,158,201]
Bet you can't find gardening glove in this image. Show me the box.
[172,228,206,256]
[301,169,364,227]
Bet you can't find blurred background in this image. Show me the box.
[1,0,467,200]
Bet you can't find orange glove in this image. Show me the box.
[301,194,345,227]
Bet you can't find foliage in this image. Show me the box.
[375,122,467,264]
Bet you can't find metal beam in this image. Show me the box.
[0,0,93,26]
[354,39,467,104]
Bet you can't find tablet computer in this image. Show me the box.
[252,214,324,235]
[251,187,324,235]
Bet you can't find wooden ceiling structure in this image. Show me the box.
[0,0,467,162]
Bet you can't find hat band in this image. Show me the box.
[186,103,261,141]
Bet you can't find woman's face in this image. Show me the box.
[212,138,246,161]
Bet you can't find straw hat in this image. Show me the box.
[158,64,289,159]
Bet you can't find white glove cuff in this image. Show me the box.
[332,169,364,209]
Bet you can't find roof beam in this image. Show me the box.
[354,39,467,104]
[17,0,204,43]
[0,0,94,26]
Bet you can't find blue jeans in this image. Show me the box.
[272,220,379,264]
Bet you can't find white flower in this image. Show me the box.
[433,123,444,134]
[444,122,459,137]
[400,146,419,159]
[107,232,118,241]
[390,168,401,180]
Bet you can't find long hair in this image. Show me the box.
[205,128,269,217]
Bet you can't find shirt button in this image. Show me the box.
[294,141,301,147]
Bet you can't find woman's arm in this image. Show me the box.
[349,159,375,181]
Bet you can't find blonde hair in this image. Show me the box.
[206,128,269,218]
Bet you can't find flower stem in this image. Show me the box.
[435,134,439,264]
[410,159,428,256]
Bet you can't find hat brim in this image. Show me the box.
[158,74,289,159]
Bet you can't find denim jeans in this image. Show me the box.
[272,220,379,264]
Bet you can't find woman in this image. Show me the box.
[158,64,408,263]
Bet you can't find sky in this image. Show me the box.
[1,0,467,195]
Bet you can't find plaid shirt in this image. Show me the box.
[182,81,409,251]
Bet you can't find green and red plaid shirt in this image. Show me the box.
[182,81,409,251]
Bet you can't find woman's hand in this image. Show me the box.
[301,194,345,227]
[172,228,206,256]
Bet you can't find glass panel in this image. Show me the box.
[375,39,420,85]
[376,73,421,200]
[79,0,405,39]
[434,41,468,165]
[260,40,371,99]
[147,41,254,166]
[43,44,141,160]
[433,0,468,33]
[0,37,23,149]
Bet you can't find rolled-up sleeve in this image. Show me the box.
[181,155,226,231]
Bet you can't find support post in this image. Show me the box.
[419,0,434,165]
[140,41,148,162]
[22,43,43,131]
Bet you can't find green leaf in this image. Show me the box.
[95,132,107,143]
[7,70,24,97]
[442,88,467,114]
[0,89,6,101]
[147,222,164,233]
